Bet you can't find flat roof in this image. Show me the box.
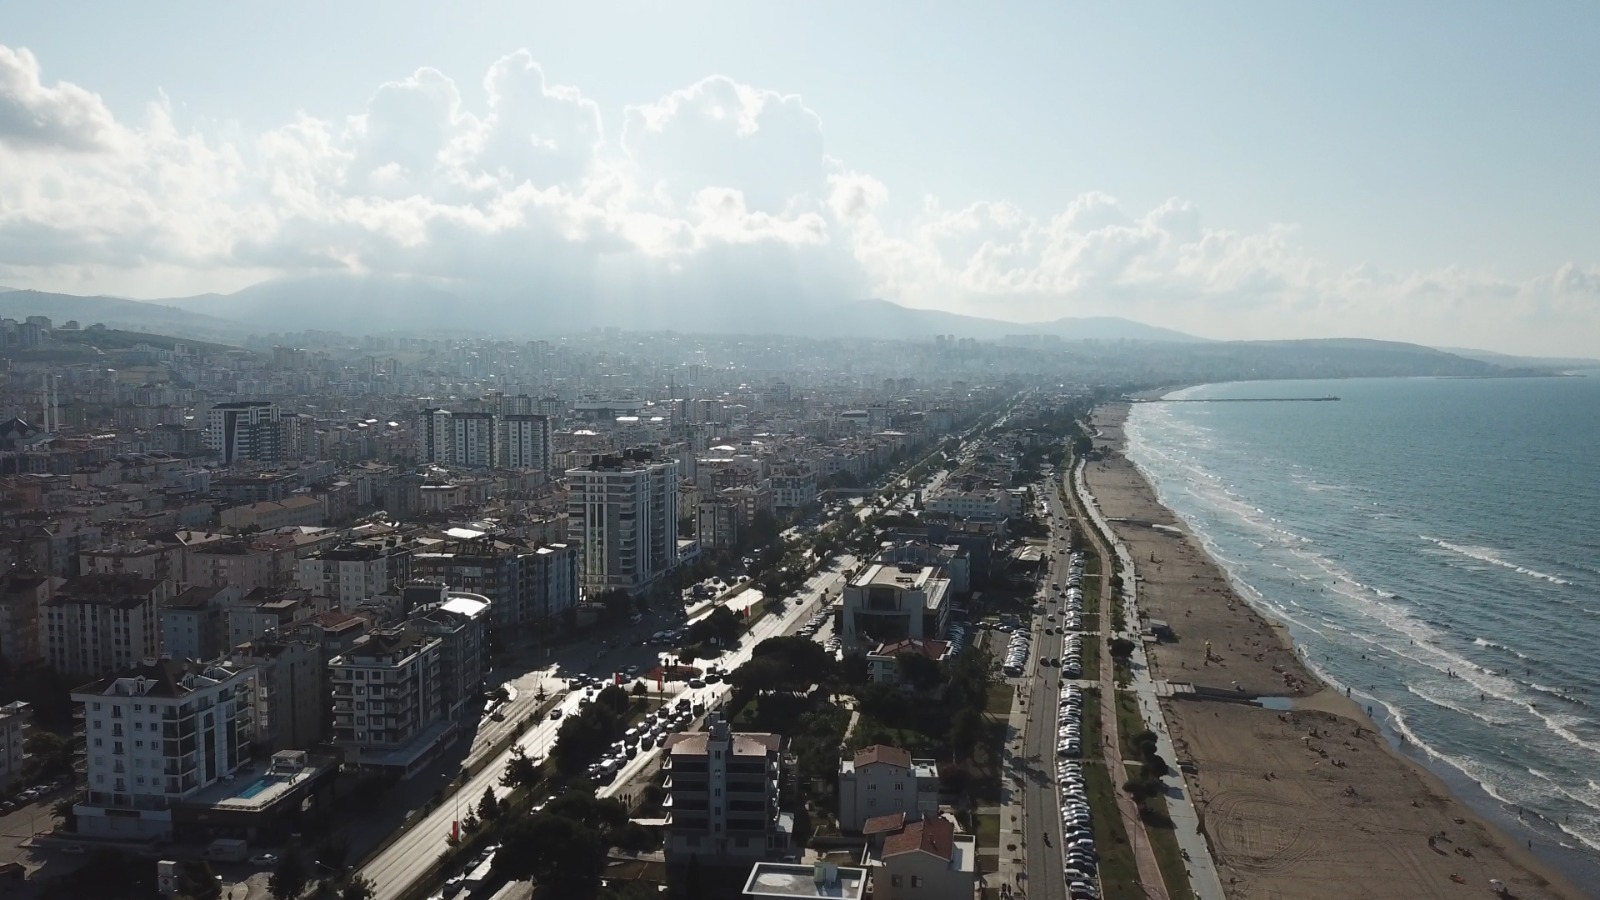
[742,863,867,900]
[184,755,337,813]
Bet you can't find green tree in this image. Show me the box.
[269,842,310,900]
[895,652,944,693]
[478,785,501,822]
[495,814,606,897]
[501,744,540,790]
[339,875,376,900]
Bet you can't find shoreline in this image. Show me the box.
[1081,400,1590,900]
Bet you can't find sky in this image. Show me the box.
[1,1,1598,355]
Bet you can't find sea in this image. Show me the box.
[1123,374,1600,886]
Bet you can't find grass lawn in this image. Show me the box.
[1083,760,1142,900]
[1082,635,1101,679]
[987,683,1016,716]
[1079,688,1104,759]
[1134,779,1195,900]
[975,811,1001,847]
[1082,564,1102,616]
[1115,690,1146,759]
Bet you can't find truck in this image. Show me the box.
[204,838,250,863]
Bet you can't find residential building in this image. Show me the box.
[160,585,239,663]
[0,701,31,792]
[412,536,576,630]
[293,611,370,660]
[741,862,867,900]
[71,660,256,840]
[0,572,58,666]
[296,541,411,608]
[218,496,325,531]
[415,408,453,464]
[663,714,792,899]
[185,540,278,593]
[226,589,315,650]
[451,412,497,468]
[865,639,951,688]
[696,493,741,551]
[498,413,551,471]
[839,563,952,652]
[865,816,977,900]
[567,450,681,594]
[406,586,491,722]
[225,637,323,753]
[43,575,172,681]
[769,465,817,510]
[328,627,451,779]
[205,401,282,465]
[837,744,939,833]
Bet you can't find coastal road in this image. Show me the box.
[1015,548,1070,900]
[1070,462,1226,900]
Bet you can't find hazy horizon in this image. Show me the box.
[2,2,1598,355]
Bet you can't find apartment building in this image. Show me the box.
[43,575,172,681]
[296,541,411,608]
[451,412,497,468]
[0,572,58,666]
[837,744,939,832]
[218,496,325,531]
[226,590,316,650]
[160,585,239,662]
[225,637,323,753]
[566,450,681,594]
[185,540,278,593]
[0,701,31,792]
[328,627,450,779]
[72,660,256,840]
[839,563,952,652]
[663,714,792,899]
[415,408,453,464]
[865,816,977,900]
[769,465,817,509]
[412,535,576,630]
[406,586,490,722]
[205,401,282,465]
[865,638,951,688]
[498,413,552,471]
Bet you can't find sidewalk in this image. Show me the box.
[1075,461,1227,900]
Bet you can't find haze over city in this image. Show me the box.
[2,2,1599,355]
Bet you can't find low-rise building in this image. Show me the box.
[864,816,976,900]
[218,496,325,531]
[839,563,951,652]
[865,638,951,688]
[837,745,939,833]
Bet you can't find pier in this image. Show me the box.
[1133,396,1340,403]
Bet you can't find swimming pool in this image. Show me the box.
[236,776,278,799]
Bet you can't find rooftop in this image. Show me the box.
[741,863,867,900]
[666,730,782,758]
[882,816,957,862]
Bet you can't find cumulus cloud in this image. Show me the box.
[0,43,1595,353]
[0,45,117,152]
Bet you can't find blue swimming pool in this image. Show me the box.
[236,777,277,799]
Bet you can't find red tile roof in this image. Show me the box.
[882,817,956,861]
[853,744,912,770]
[862,812,907,835]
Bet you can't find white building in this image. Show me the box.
[328,627,449,779]
[0,701,31,792]
[866,816,977,900]
[406,586,491,723]
[296,543,408,607]
[924,490,1010,520]
[663,714,791,898]
[837,744,939,833]
[415,407,453,464]
[43,575,172,681]
[839,563,952,652]
[72,660,257,840]
[499,414,552,471]
[769,465,817,509]
[205,401,281,465]
[450,412,497,468]
[566,450,681,594]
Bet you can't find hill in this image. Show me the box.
[0,290,246,342]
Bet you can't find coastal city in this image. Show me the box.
[0,315,1584,900]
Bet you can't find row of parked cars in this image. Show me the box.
[587,697,706,784]
[1002,630,1031,677]
[0,778,69,814]
[1056,682,1100,899]
[799,602,835,638]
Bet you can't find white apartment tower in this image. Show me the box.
[415,408,453,464]
[205,401,282,465]
[72,660,256,840]
[498,413,552,471]
[566,450,681,593]
[44,575,172,681]
[450,412,497,468]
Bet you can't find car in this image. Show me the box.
[59,844,87,855]
[688,678,707,689]
[250,853,279,866]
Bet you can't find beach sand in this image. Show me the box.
[1082,402,1586,900]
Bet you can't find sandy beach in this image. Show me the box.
[1082,402,1588,900]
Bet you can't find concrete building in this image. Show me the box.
[415,408,453,464]
[664,714,792,899]
[72,660,256,840]
[864,816,976,900]
[43,575,172,681]
[226,590,315,650]
[865,639,951,688]
[328,627,451,779]
[205,402,282,465]
[406,587,491,722]
[225,637,323,753]
[160,585,239,663]
[0,701,31,792]
[567,450,681,594]
[839,563,952,652]
[741,862,867,900]
[0,572,58,666]
[296,542,411,608]
[218,496,325,531]
[837,744,939,833]
[498,413,552,471]
[769,465,817,510]
[450,412,497,468]
[412,536,577,630]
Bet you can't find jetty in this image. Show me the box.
[1133,396,1340,403]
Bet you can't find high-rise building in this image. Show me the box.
[225,637,323,753]
[663,714,792,899]
[43,575,172,681]
[450,412,497,468]
[72,660,256,840]
[498,413,552,471]
[415,408,453,464]
[0,701,31,793]
[566,450,680,594]
[205,401,282,465]
[328,627,448,779]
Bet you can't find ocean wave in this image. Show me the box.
[1421,536,1572,585]
[1406,684,1514,726]
[1473,637,1533,662]
[1530,683,1591,708]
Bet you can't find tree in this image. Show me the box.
[895,652,944,693]
[688,606,741,647]
[495,814,606,897]
[501,744,540,790]
[269,842,310,900]
[631,680,648,698]
[1109,637,1137,660]
[340,875,376,900]
[176,860,222,900]
[478,785,501,822]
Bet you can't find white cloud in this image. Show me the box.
[0,44,1595,354]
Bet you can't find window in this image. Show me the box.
[891,876,904,887]
[912,876,924,887]
[894,782,904,791]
